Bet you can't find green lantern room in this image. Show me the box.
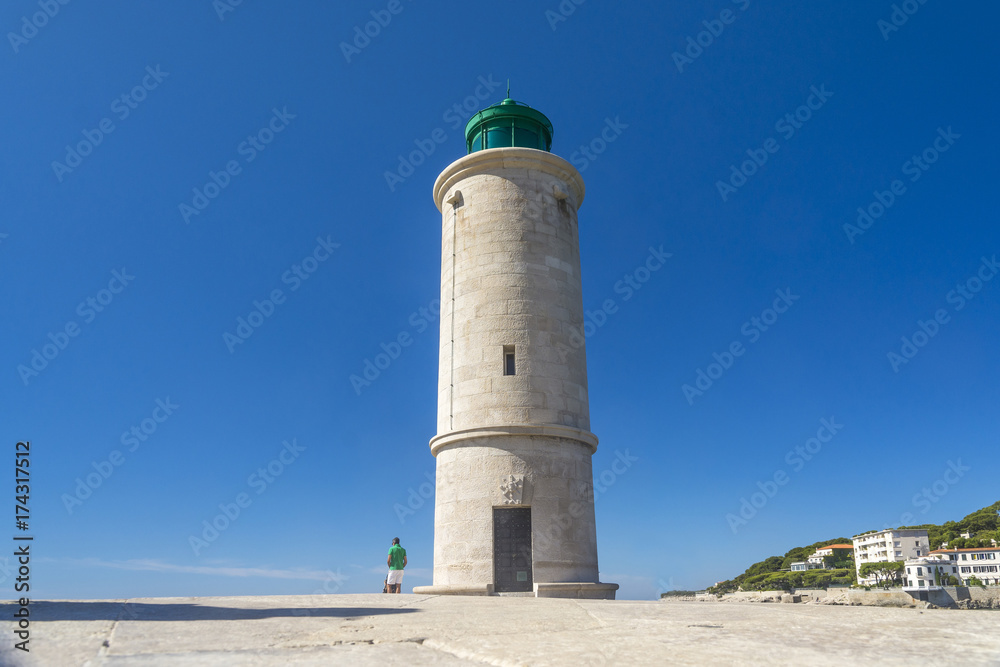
[465,98,554,154]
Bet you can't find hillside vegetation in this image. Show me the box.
[900,499,1000,550]
[708,538,853,594]
[706,500,999,594]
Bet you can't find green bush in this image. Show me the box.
[734,569,855,592]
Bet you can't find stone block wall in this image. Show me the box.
[434,149,590,436]
[431,435,599,588]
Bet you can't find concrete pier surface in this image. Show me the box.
[2,594,999,666]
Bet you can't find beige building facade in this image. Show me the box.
[853,528,930,586]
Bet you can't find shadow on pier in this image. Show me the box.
[2,600,421,622]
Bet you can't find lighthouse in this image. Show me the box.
[412,97,618,599]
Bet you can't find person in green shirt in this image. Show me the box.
[386,537,407,593]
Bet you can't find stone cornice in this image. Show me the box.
[433,148,586,212]
[429,424,599,456]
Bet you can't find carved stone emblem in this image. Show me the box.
[500,475,524,505]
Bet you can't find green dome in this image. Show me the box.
[465,98,553,154]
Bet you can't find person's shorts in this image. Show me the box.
[387,569,404,585]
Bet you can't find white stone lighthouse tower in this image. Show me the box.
[412,98,617,599]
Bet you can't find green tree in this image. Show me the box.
[825,553,854,569]
[745,556,784,577]
[963,511,999,534]
[761,573,794,591]
[831,570,855,586]
[859,561,905,587]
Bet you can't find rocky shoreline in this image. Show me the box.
[662,587,1000,610]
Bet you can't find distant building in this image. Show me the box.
[790,561,823,572]
[807,544,854,567]
[903,556,960,597]
[853,529,930,586]
[928,547,1000,585]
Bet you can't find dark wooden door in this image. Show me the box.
[493,507,533,592]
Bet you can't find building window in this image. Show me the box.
[503,345,516,376]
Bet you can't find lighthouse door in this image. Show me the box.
[493,507,533,592]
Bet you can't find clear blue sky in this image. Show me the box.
[3,1,998,601]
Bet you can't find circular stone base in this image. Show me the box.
[412,582,618,599]
[412,584,494,596]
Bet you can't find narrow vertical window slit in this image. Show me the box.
[503,345,516,376]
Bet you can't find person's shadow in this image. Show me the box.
[2,600,421,622]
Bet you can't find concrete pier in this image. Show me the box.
[4,594,999,665]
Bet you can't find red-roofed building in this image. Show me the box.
[807,544,855,566]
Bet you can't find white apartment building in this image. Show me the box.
[903,556,960,593]
[853,529,930,586]
[928,547,1000,585]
